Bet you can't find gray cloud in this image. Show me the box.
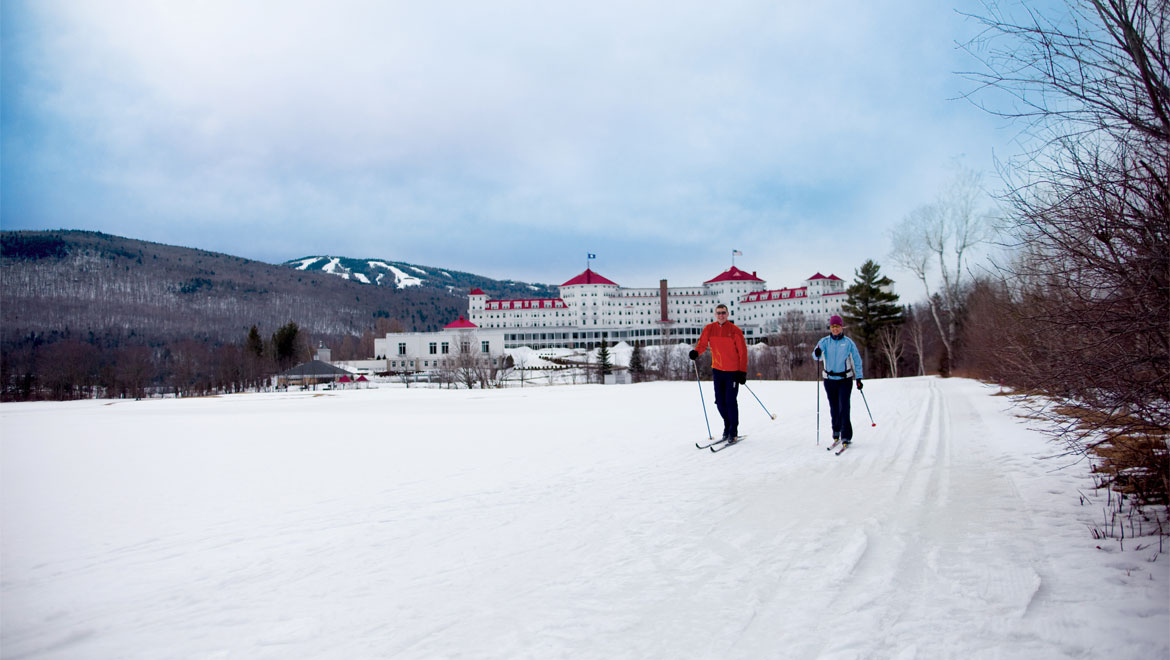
[4,0,1015,287]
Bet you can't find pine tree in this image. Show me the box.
[246,325,264,358]
[841,260,903,370]
[597,338,613,381]
[271,322,302,370]
[629,342,646,382]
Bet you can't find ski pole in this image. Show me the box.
[693,361,713,440]
[743,383,776,420]
[859,385,876,427]
[816,363,821,445]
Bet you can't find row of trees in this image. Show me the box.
[1,323,318,400]
[955,0,1167,505]
[860,0,1167,511]
[0,314,420,401]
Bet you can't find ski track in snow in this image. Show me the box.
[1,378,1166,659]
[291,257,321,270]
[385,265,422,288]
[321,257,342,274]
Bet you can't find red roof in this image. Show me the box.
[808,273,844,281]
[485,298,567,310]
[356,375,369,381]
[469,288,487,296]
[562,269,618,286]
[705,266,765,284]
[338,375,352,383]
[741,287,808,303]
[444,316,478,328]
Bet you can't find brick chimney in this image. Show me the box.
[660,279,669,322]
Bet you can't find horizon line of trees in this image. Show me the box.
[0,321,375,401]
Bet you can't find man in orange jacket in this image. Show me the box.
[690,303,749,444]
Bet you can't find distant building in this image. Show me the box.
[277,360,353,388]
[371,264,848,371]
[466,265,846,349]
[374,317,507,374]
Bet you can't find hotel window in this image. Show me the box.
[429,342,437,355]
[398,343,406,356]
[441,342,449,354]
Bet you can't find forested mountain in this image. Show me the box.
[1,230,551,343]
[1,230,561,399]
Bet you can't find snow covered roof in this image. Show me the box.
[444,316,478,329]
[705,266,765,284]
[561,269,618,286]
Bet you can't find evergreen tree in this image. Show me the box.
[246,325,264,358]
[629,342,646,382]
[271,322,302,370]
[841,260,903,368]
[597,338,613,380]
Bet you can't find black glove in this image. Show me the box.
[814,347,822,358]
[735,371,747,385]
[856,379,863,390]
[688,349,699,360]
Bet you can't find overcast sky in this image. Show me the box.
[2,1,1036,291]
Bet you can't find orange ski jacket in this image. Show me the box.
[695,321,748,373]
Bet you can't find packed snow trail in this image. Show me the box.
[1,378,1166,659]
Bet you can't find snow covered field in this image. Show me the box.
[2,377,1167,659]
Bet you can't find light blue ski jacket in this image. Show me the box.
[813,335,864,380]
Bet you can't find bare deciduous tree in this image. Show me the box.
[960,0,1168,501]
[876,325,904,379]
[903,305,929,377]
[889,167,997,370]
[766,311,819,380]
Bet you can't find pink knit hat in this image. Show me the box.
[829,315,844,326]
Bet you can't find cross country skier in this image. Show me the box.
[690,304,748,444]
[813,315,864,449]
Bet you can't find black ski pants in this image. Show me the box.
[823,378,854,441]
[712,369,740,437]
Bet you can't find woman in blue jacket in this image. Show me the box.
[813,315,864,447]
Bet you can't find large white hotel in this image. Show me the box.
[374,265,847,370]
[469,265,846,349]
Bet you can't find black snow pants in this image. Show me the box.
[823,378,854,441]
[712,369,740,438]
